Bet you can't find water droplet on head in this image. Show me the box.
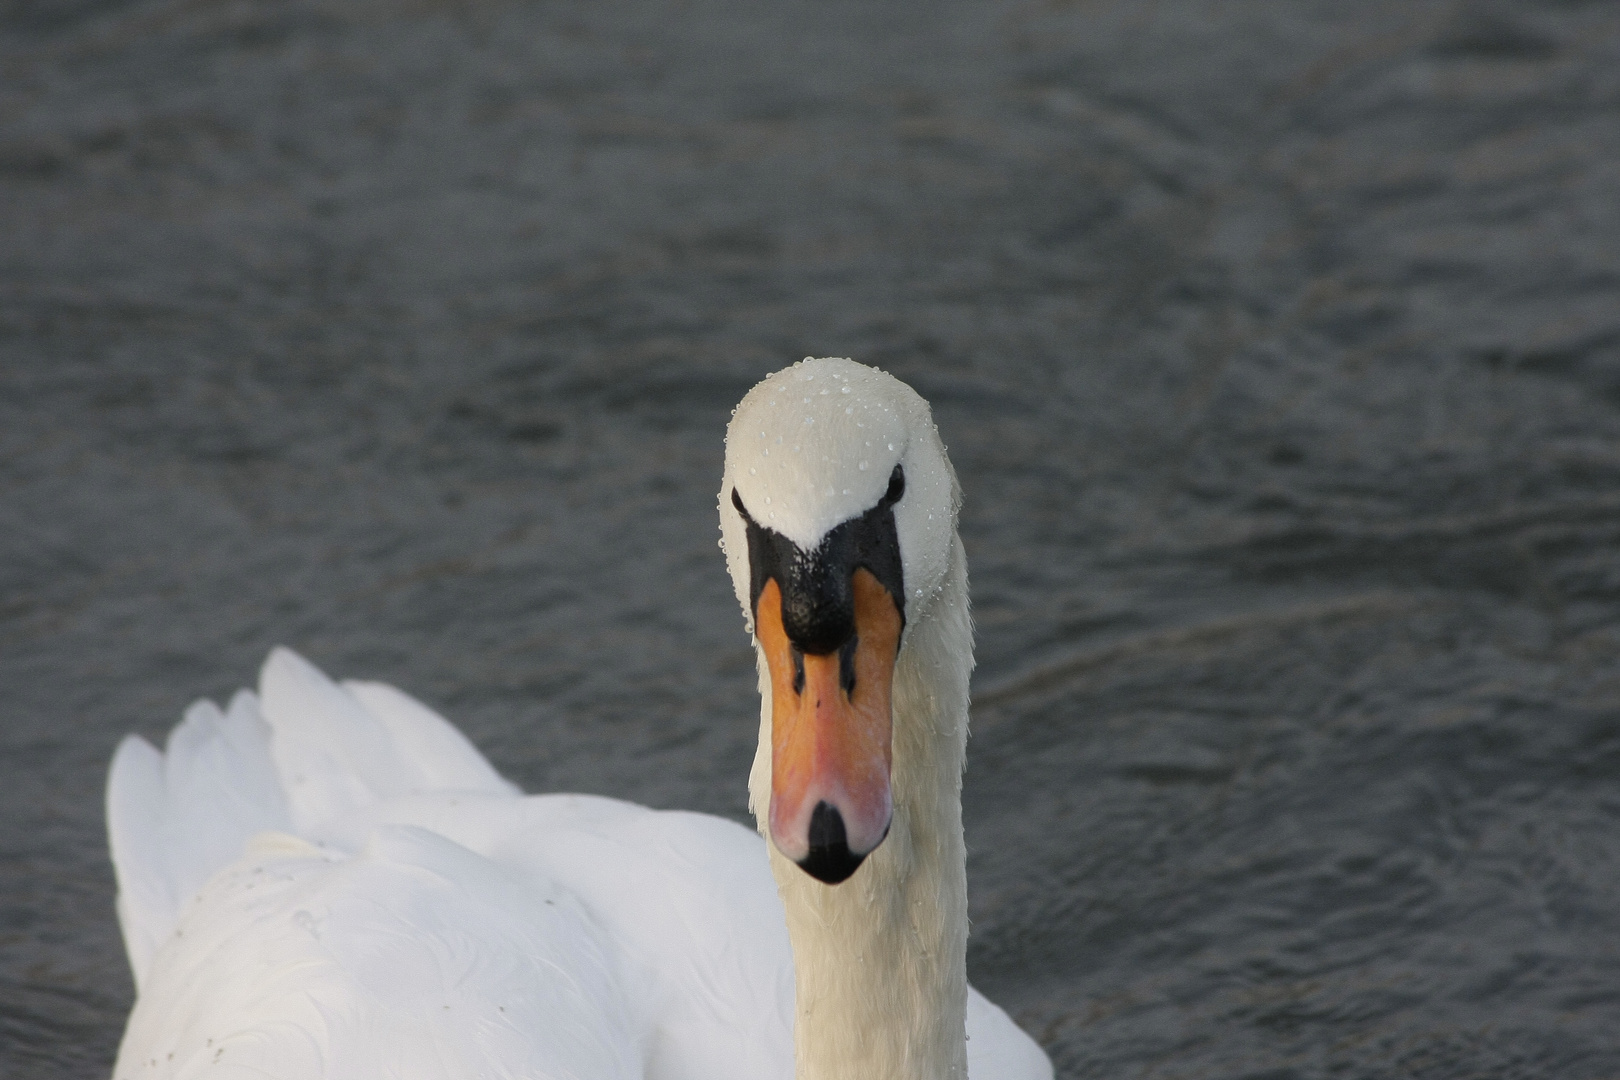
[858,460,869,470]
[887,443,895,451]
[804,416,814,425]
[749,467,757,474]
[841,386,851,394]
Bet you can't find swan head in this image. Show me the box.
[720,358,960,884]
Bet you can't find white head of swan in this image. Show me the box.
[719,357,973,1080]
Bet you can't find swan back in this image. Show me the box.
[106,647,517,989]
[109,649,801,1080]
[115,824,639,1080]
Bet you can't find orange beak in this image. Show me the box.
[756,568,903,883]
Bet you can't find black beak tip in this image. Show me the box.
[797,801,868,885]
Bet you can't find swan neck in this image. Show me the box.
[754,537,973,1080]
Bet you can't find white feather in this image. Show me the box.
[107,689,291,990]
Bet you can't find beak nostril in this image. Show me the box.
[838,636,858,696]
[791,645,805,695]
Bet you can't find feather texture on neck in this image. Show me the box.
[749,537,973,1080]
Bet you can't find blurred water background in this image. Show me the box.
[3,0,1620,1076]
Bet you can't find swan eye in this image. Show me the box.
[882,464,904,506]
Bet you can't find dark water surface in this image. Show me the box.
[4,0,1620,1075]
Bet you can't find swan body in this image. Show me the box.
[108,359,1052,1080]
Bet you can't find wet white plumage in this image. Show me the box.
[108,358,1051,1080]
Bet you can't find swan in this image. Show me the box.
[107,357,1053,1080]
